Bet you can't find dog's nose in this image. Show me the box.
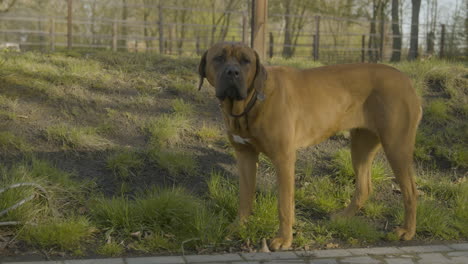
[225,66,240,78]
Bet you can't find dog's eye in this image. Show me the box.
[240,58,251,65]
[214,55,225,62]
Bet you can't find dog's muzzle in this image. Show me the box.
[216,65,246,101]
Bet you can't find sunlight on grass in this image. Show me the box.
[145,114,189,147]
[296,176,352,214]
[171,98,193,116]
[331,149,390,184]
[197,123,222,143]
[46,124,113,151]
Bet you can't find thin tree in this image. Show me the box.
[281,0,308,58]
[142,0,152,50]
[390,0,401,61]
[119,0,128,50]
[407,0,421,60]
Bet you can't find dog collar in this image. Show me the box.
[229,89,260,118]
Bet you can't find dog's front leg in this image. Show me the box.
[270,151,296,251]
[236,147,259,222]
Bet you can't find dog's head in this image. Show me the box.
[198,42,267,101]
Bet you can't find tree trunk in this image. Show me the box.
[143,11,151,50]
[390,0,401,61]
[368,0,379,62]
[119,0,128,51]
[91,0,97,45]
[408,0,421,60]
[282,0,293,58]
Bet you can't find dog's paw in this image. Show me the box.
[269,236,292,251]
[395,227,415,241]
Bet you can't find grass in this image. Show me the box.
[0,50,467,255]
[89,187,229,251]
[97,242,125,257]
[171,98,193,116]
[20,216,94,255]
[148,147,198,177]
[145,114,189,147]
[327,217,383,243]
[46,124,113,151]
[296,176,353,215]
[330,149,390,185]
[425,99,450,124]
[0,131,31,154]
[197,123,222,143]
[106,150,144,180]
[206,171,238,220]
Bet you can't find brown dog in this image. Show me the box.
[198,42,422,250]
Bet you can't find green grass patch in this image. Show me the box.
[207,171,279,245]
[331,149,390,184]
[197,123,222,143]
[171,98,193,116]
[96,242,125,257]
[89,188,229,250]
[131,232,176,253]
[168,78,197,95]
[46,124,113,150]
[148,148,197,177]
[327,217,383,244]
[425,99,450,124]
[207,171,238,220]
[296,176,352,215]
[237,192,278,245]
[145,114,189,147]
[20,216,94,255]
[106,150,144,180]
[0,159,89,223]
[0,131,31,154]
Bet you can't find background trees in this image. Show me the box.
[0,0,465,61]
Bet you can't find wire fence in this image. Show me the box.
[0,0,466,64]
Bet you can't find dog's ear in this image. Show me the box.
[253,50,268,92]
[198,50,208,91]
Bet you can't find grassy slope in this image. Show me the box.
[0,50,466,258]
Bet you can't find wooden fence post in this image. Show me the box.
[67,0,73,49]
[269,32,274,58]
[440,24,446,58]
[313,16,320,61]
[49,18,55,52]
[112,21,117,52]
[158,3,164,54]
[251,0,267,60]
[361,35,366,62]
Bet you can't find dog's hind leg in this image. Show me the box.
[333,128,381,219]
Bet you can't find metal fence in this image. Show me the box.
[0,0,466,64]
